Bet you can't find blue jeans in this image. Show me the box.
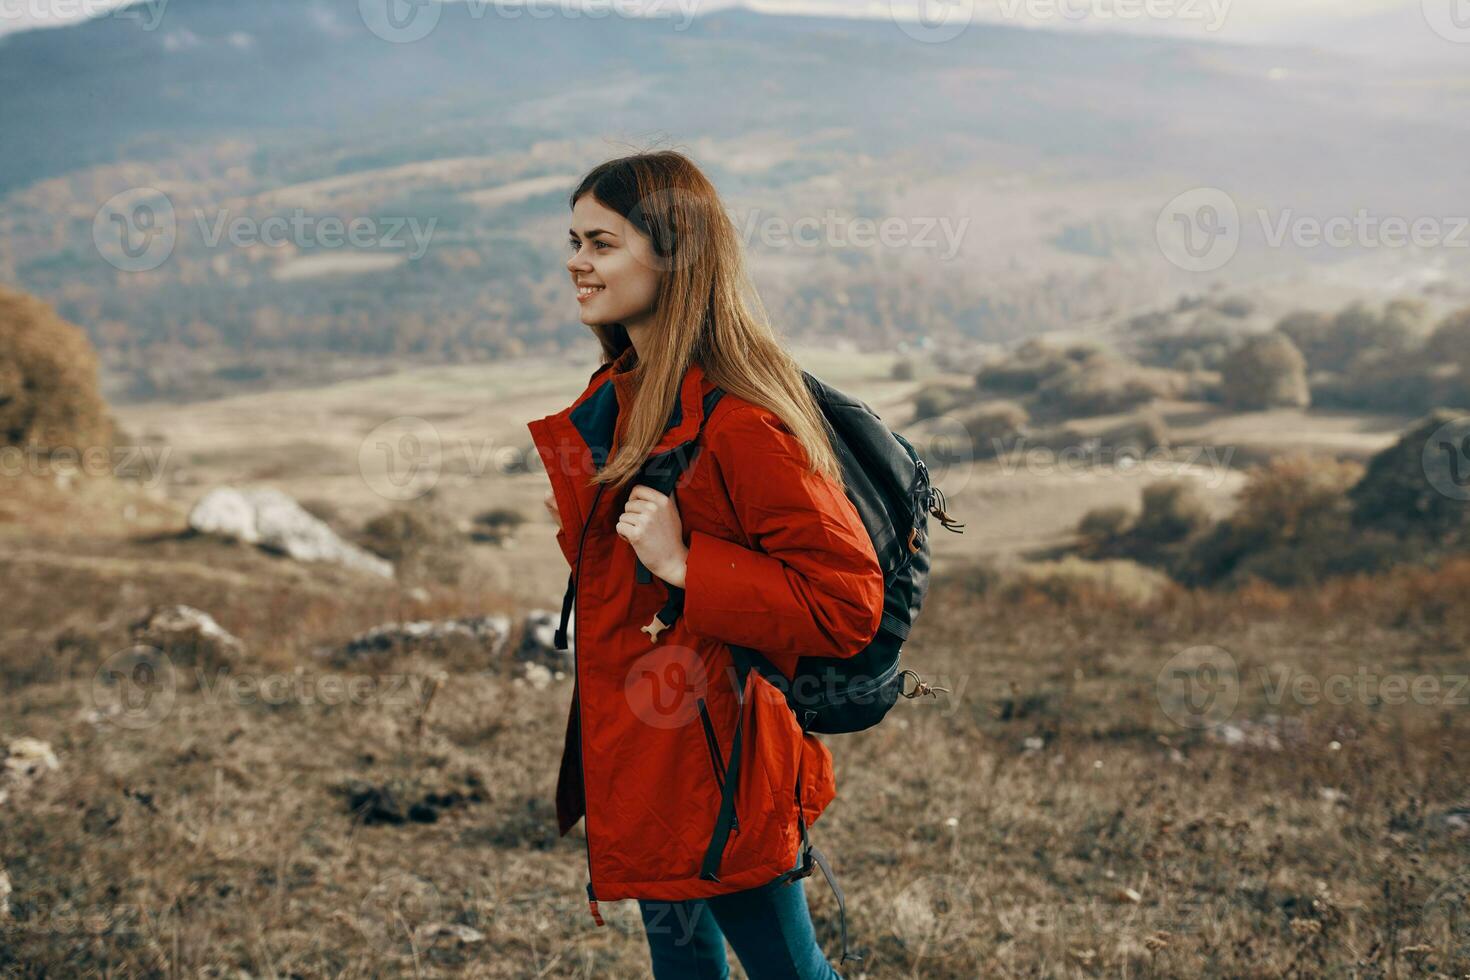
[637,875,843,980]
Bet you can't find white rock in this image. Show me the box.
[331,615,511,660]
[417,922,485,944]
[523,663,553,691]
[188,487,393,578]
[133,604,245,659]
[0,867,10,920]
[3,737,60,803]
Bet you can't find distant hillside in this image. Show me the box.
[1,0,1467,401]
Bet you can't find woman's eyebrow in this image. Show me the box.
[568,228,619,240]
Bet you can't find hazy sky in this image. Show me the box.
[0,0,1420,39]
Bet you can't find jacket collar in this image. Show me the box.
[565,347,717,473]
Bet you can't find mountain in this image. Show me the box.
[0,0,1466,400]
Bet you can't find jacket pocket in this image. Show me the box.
[696,696,740,835]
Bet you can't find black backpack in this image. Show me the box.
[550,370,964,963]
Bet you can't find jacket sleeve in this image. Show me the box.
[682,405,885,682]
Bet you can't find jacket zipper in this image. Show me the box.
[575,480,608,927]
[696,697,740,835]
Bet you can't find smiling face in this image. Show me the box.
[567,194,663,332]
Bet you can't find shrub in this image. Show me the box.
[1033,354,1182,419]
[1133,480,1212,545]
[1077,505,1133,543]
[974,342,1073,396]
[959,401,1029,459]
[1231,453,1364,541]
[1424,307,1470,378]
[1177,453,1414,588]
[912,382,974,423]
[1097,412,1170,456]
[0,285,115,451]
[1214,295,1255,319]
[1219,332,1309,410]
[359,505,466,585]
[890,358,916,381]
[1278,302,1418,375]
[471,507,525,544]
[1349,408,1470,548]
[1008,556,1173,608]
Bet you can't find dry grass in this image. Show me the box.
[3,518,1469,977]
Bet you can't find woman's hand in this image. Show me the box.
[616,485,688,589]
[544,488,562,531]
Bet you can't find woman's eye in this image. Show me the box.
[568,239,609,251]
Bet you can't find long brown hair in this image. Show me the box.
[569,150,844,492]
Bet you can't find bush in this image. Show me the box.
[912,382,974,423]
[359,505,466,585]
[1077,505,1133,543]
[1278,302,1418,375]
[890,358,916,381]
[1133,480,1212,545]
[1033,354,1182,420]
[1349,408,1470,548]
[471,507,525,544]
[1007,556,1173,608]
[974,341,1074,396]
[1214,295,1255,319]
[1424,307,1470,378]
[959,401,1029,459]
[0,285,115,451]
[1232,453,1364,541]
[1176,453,1410,588]
[1219,332,1309,410]
[1097,412,1170,456]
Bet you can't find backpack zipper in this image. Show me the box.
[574,481,608,927]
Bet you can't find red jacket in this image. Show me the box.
[526,347,885,913]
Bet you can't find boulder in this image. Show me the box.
[2,737,60,805]
[188,487,394,578]
[516,609,574,671]
[320,615,510,663]
[131,604,245,667]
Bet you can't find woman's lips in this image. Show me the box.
[577,285,606,303]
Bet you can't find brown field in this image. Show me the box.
[2,350,1467,978]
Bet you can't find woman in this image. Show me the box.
[526,151,884,980]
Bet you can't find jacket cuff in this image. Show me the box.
[682,530,802,682]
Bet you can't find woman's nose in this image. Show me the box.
[567,248,591,274]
